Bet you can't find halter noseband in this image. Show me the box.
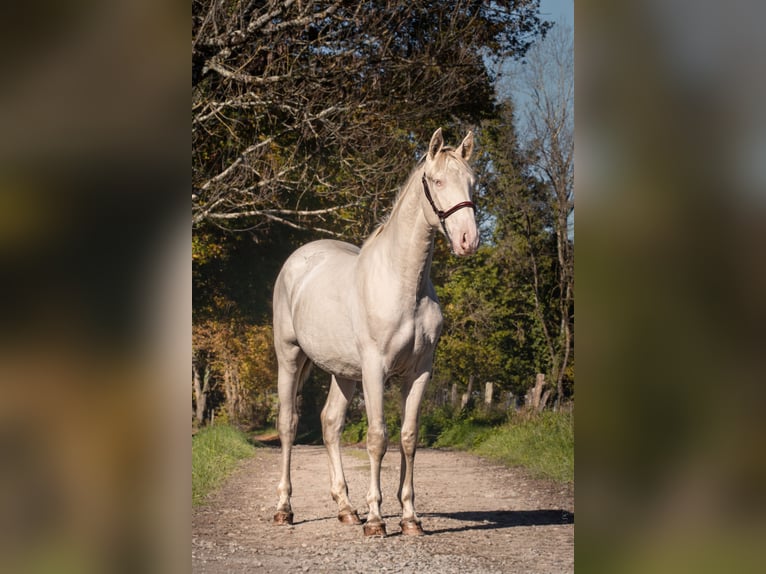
[421,173,475,222]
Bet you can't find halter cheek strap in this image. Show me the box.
[421,174,475,222]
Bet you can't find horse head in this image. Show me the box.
[421,128,480,256]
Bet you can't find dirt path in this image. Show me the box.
[192,445,574,573]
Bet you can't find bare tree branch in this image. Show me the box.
[199,137,274,191]
[192,0,549,238]
[199,202,357,222]
[205,61,291,85]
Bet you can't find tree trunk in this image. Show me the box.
[540,389,552,413]
[223,363,240,424]
[526,373,549,412]
[192,360,211,426]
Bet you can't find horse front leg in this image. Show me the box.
[321,375,361,525]
[361,364,388,537]
[397,369,430,536]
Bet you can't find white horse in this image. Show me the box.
[272,128,479,536]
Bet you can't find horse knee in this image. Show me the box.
[366,423,388,456]
[321,414,341,443]
[400,427,418,455]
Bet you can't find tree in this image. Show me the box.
[192,347,213,426]
[434,104,556,402]
[434,247,509,395]
[192,319,278,428]
[192,0,550,239]
[485,23,574,406]
[516,23,574,407]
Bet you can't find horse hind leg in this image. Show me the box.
[273,349,312,526]
[321,376,361,525]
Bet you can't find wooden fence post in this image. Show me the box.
[484,382,493,405]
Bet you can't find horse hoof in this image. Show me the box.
[400,519,424,536]
[338,511,362,525]
[273,511,294,525]
[363,521,387,537]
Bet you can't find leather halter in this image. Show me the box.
[421,173,475,222]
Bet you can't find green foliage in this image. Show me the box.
[475,409,574,483]
[434,240,552,398]
[481,100,574,402]
[431,100,574,404]
[435,247,510,387]
[192,424,255,506]
[420,404,507,447]
[433,418,494,450]
[341,416,368,445]
[418,404,460,446]
[338,386,403,446]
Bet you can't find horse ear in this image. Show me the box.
[459,131,474,161]
[427,128,444,160]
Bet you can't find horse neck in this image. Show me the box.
[362,167,436,296]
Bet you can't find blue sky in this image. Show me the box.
[540,0,573,29]
[507,0,573,117]
[492,0,573,100]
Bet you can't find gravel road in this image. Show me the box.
[192,444,574,573]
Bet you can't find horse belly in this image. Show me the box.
[285,244,363,380]
[295,310,362,380]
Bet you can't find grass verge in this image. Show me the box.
[192,424,255,506]
[432,418,494,450]
[473,410,574,483]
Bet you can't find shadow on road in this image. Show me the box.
[422,509,573,534]
[276,509,573,535]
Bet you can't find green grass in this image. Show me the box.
[474,410,574,483]
[192,424,255,506]
[432,418,494,449]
